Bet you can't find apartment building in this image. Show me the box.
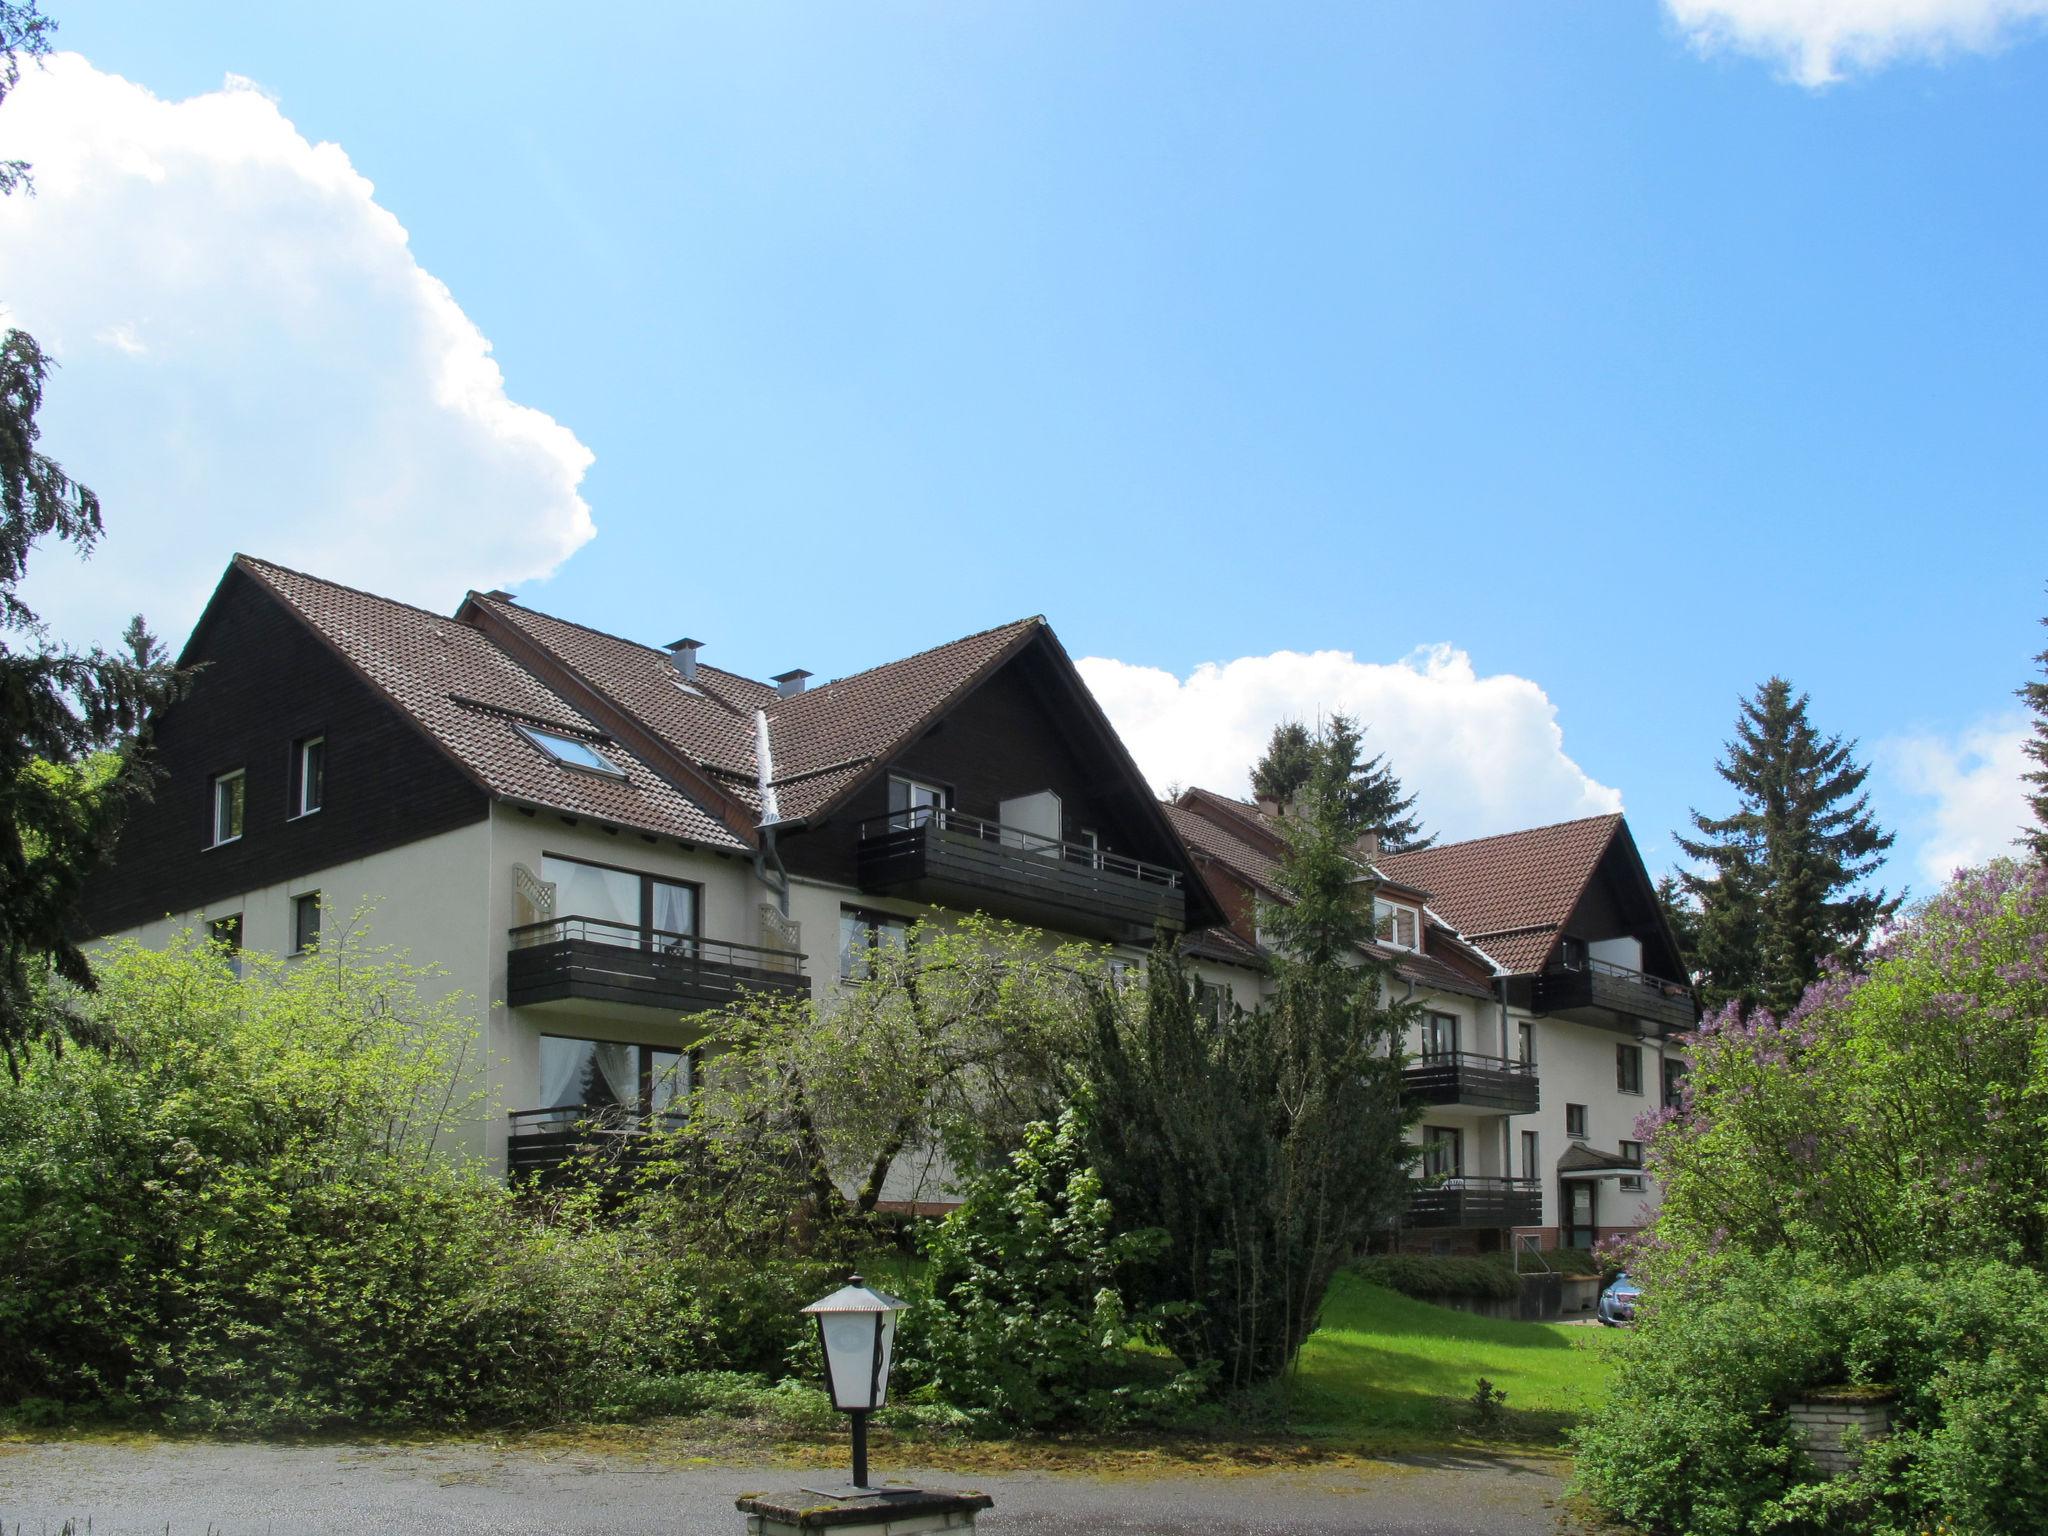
[1168,791,1696,1253]
[78,556,1220,1188]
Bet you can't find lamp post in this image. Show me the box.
[802,1273,908,1492]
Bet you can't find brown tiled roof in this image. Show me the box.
[1162,801,1285,895]
[760,618,1042,820]
[1181,923,1264,968]
[238,557,745,850]
[1379,813,1626,976]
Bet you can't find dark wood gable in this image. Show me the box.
[77,566,491,937]
[1563,822,1687,983]
[779,635,1224,932]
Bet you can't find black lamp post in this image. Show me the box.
[802,1273,908,1491]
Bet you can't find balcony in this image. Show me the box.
[506,1104,684,1186]
[1405,1176,1544,1230]
[506,916,809,1015]
[1526,957,1695,1036]
[1402,1051,1540,1114]
[855,810,1186,945]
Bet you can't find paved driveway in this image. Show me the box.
[1,1437,1575,1535]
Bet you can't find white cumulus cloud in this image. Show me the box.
[1078,643,1624,844]
[1665,0,2048,85]
[1883,712,2034,883]
[0,55,596,650]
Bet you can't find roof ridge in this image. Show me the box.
[1381,810,1624,859]
[772,615,1044,707]
[238,553,472,628]
[465,589,773,694]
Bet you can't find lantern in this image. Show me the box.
[802,1273,908,1489]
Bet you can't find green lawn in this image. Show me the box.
[1287,1272,1617,1442]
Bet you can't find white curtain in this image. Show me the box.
[543,856,640,931]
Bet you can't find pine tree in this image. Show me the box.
[1654,872,1701,983]
[1678,678,1898,1016]
[1251,714,1431,851]
[2019,596,2048,861]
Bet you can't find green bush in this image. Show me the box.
[903,1107,1209,1433]
[1572,1255,2048,1536]
[1351,1254,1519,1302]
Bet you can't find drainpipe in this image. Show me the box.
[751,708,790,918]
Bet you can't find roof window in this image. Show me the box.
[517,724,625,778]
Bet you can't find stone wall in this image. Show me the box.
[1787,1392,1895,1476]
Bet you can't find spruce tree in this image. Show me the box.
[1678,678,1897,1016]
[2019,597,2048,861]
[1251,714,1431,851]
[1654,872,1701,983]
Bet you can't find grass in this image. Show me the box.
[1287,1271,1617,1443]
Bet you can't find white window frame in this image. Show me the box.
[887,774,948,830]
[1618,1139,1646,1193]
[292,735,325,818]
[1373,900,1419,950]
[211,769,246,847]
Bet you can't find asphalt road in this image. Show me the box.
[0,1438,1576,1535]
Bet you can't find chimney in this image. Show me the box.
[772,668,812,698]
[1256,795,1281,818]
[483,589,516,603]
[666,637,703,684]
[1356,830,1383,862]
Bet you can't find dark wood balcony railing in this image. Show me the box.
[506,1103,685,1184]
[1528,955,1696,1035]
[1404,1175,1544,1230]
[506,916,809,1013]
[855,809,1186,944]
[1402,1051,1540,1114]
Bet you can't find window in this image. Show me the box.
[211,769,245,846]
[1566,1102,1588,1140]
[1421,1125,1463,1179]
[516,724,625,777]
[1196,977,1230,1022]
[534,1034,692,1127]
[1619,1139,1646,1193]
[1421,1010,1459,1060]
[887,775,948,830]
[1521,1129,1540,1182]
[1373,900,1419,949]
[839,907,909,980]
[1616,1043,1644,1095]
[291,892,321,954]
[291,735,325,817]
[209,913,244,978]
[1558,935,1589,969]
[540,855,698,948]
[1663,1057,1688,1109]
[1518,1020,1536,1066]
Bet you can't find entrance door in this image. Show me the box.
[1564,1180,1598,1249]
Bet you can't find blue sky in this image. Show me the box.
[4,2,2046,888]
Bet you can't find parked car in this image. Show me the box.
[1597,1272,1642,1326]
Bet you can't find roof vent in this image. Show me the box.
[665,637,703,684]
[772,668,812,698]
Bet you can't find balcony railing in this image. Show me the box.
[1405,1175,1544,1230]
[506,1103,686,1184]
[1402,1051,1540,1114]
[506,915,809,1013]
[855,808,1186,944]
[1529,955,1696,1034]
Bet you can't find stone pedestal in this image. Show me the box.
[736,1487,993,1535]
[1787,1388,1896,1476]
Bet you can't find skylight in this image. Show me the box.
[517,724,625,777]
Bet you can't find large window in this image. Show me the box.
[1616,1043,1644,1095]
[887,774,948,830]
[211,769,245,846]
[292,735,325,817]
[1421,1125,1463,1179]
[541,855,698,947]
[839,906,909,980]
[536,1034,692,1125]
[1421,1010,1459,1059]
[1374,900,1419,949]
